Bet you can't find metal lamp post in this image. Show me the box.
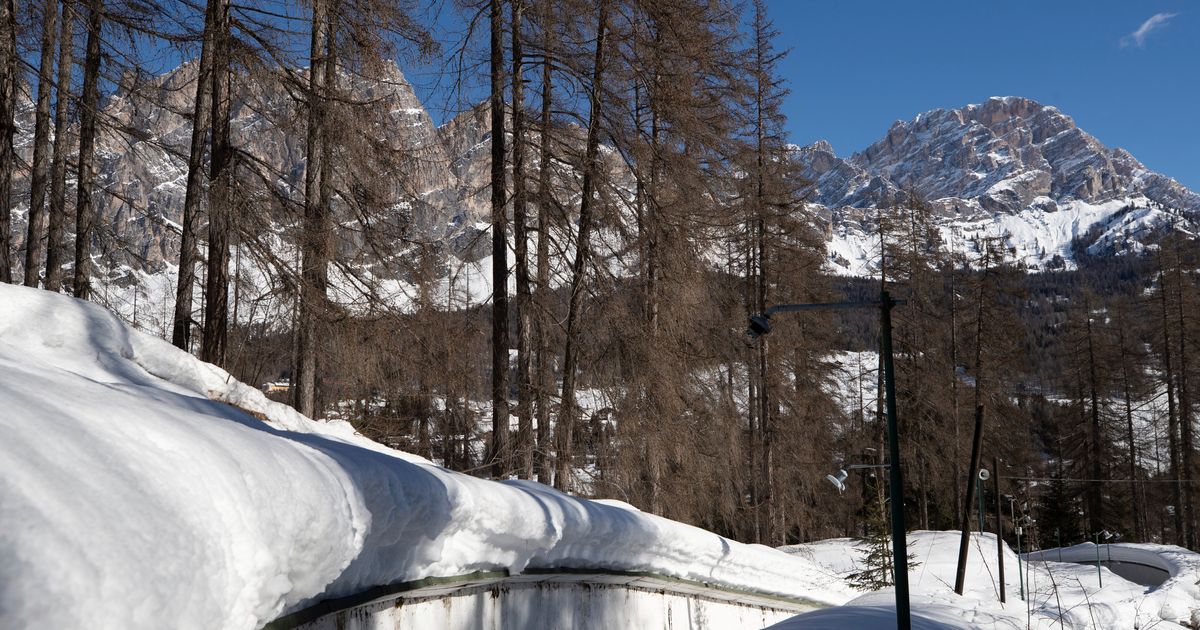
[1005,495,1025,600]
[747,290,910,630]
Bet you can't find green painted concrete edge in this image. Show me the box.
[264,568,827,630]
[264,570,510,630]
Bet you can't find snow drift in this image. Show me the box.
[0,284,850,630]
[780,531,1200,629]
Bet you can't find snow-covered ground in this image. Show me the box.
[6,283,1200,630]
[825,196,1188,276]
[779,531,1200,628]
[0,284,852,630]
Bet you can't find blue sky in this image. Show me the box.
[127,1,1197,190]
[765,0,1198,189]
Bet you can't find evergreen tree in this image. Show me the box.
[847,499,919,590]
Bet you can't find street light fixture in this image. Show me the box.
[748,290,910,630]
[825,463,890,494]
[825,469,850,493]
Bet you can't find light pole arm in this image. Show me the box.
[747,297,907,340]
[762,298,908,317]
[745,290,910,630]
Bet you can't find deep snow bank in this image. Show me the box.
[781,531,1200,629]
[0,285,850,630]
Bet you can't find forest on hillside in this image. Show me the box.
[3,0,1200,552]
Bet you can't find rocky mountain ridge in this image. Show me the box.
[9,60,484,272]
[795,96,1199,274]
[6,68,1199,331]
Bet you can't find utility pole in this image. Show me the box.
[879,290,911,630]
[1007,495,1025,600]
[955,405,985,594]
[748,290,910,630]
[994,456,1005,603]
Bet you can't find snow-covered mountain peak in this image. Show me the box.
[798,96,1200,274]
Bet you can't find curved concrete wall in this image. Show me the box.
[1024,543,1173,587]
[272,572,822,630]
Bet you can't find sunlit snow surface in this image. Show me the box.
[826,196,1188,276]
[0,284,851,630]
[778,531,1200,629]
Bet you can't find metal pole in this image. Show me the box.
[880,290,911,630]
[954,405,985,595]
[1010,498,1024,600]
[1017,527,1024,599]
[1094,533,1102,588]
[977,478,985,536]
[994,456,1005,603]
[751,295,910,627]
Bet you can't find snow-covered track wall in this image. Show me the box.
[0,285,849,630]
[267,570,821,630]
[1025,542,1179,587]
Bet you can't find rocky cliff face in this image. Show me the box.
[6,60,481,278]
[851,96,1199,215]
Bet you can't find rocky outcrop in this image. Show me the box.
[792,96,1200,273]
[6,60,487,278]
[845,96,1200,218]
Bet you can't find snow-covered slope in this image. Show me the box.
[779,531,1200,629]
[0,284,852,630]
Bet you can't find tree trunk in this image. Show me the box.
[511,0,534,480]
[1118,323,1143,540]
[746,238,760,541]
[950,282,962,522]
[533,20,553,485]
[488,0,510,479]
[24,0,60,287]
[1174,254,1196,549]
[293,0,331,416]
[201,0,231,366]
[172,0,217,348]
[642,36,663,517]
[44,1,75,292]
[1084,302,1104,534]
[0,0,18,282]
[752,4,772,541]
[71,0,101,298]
[1159,262,1185,545]
[554,0,608,491]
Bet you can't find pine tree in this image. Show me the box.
[847,499,919,590]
